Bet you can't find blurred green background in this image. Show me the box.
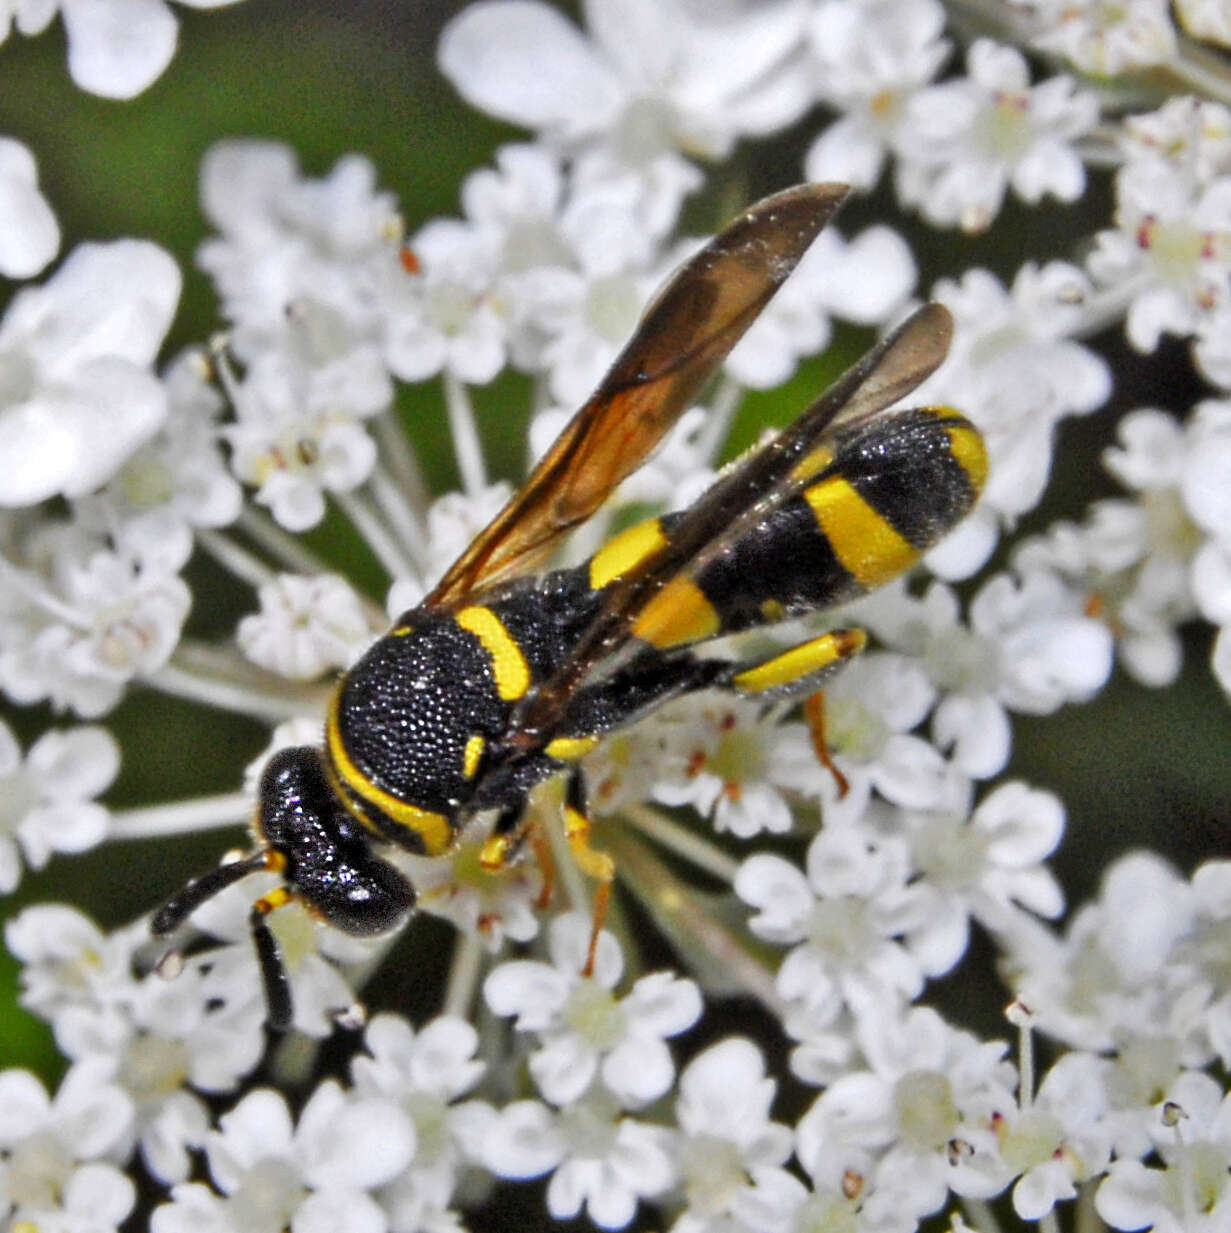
[0,0,1227,1101]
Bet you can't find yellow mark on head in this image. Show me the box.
[326,700,452,854]
[589,517,668,590]
[545,734,600,762]
[805,477,917,589]
[391,624,413,637]
[462,733,485,779]
[632,577,720,649]
[456,605,531,701]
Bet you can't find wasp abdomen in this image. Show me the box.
[632,407,987,649]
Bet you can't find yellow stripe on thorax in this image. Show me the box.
[456,605,531,701]
[805,476,917,589]
[325,699,452,855]
[589,518,667,590]
[631,577,720,649]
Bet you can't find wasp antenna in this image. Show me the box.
[250,904,293,1031]
[150,851,271,936]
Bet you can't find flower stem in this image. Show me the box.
[237,505,332,576]
[622,802,741,883]
[443,930,483,1019]
[110,792,252,839]
[373,408,431,517]
[443,371,487,497]
[335,490,418,582]
[149,656,318,720]
[197,529,277,590]
[369,463,430,574]
[959,1197,1005,1233]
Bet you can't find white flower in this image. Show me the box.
[350,1014,492,1229]
[90,350,242,536]
[1097,1069,1231,1233]
[485,911,701,1107]
[0,720,117,892]
[157,1081,415,1233]
[0,513,192,716]
[0,135,59,278]
[224,352,385,532]
[854,571,1112,780]
[796,1007,1017,1225]
[653,695,821,839]
[484,1091,677,1229]
[198,140,401,372]
[1120,97,1231,187]
[1087,156,1231,352]
[803,0,950,191]
[1177,0,1231,45]
[438,0,812,170]
[6,905,143,1058]
[400,814,542,951]
[1017,0,1178,75]
[0,1059,136,1232]
[924,262,1112,563]
[167,870,365,1039]
[895,40,1097,233]
[1009,853,1201,1054]
[384,215,508,386]
[671,1037,795,1233]
[1000,1052,1111,1220]
[737,826,930,1029]
[1,0,246,99]
[6,903,265,1181]
[0,239,181,507]
[238,572,375,680]
[820,649,964,812]
[902,780,1065,973]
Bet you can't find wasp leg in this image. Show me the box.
[480,801,556,909]
[728,628,865,701]
[563,767,614,978]
[728,628,865,798]
[249,888,294,1031]
[803,691,850,799]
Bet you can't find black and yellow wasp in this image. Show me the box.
[153,184,987,1028]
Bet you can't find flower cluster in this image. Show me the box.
[3,1,1231,1231]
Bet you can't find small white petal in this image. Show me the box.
[62,0,179,99]
[0,136,59,277]
[438,1,622,136]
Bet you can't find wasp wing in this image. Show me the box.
[510,302,954,740]
[425,183,851,608]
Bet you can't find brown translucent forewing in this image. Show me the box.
[425,182,851,608]
[511,302,954,740]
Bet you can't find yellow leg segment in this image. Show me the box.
[731,628,866,700]
[251,884,293,917]
[481,812,556,910]
[563,775,614,978]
